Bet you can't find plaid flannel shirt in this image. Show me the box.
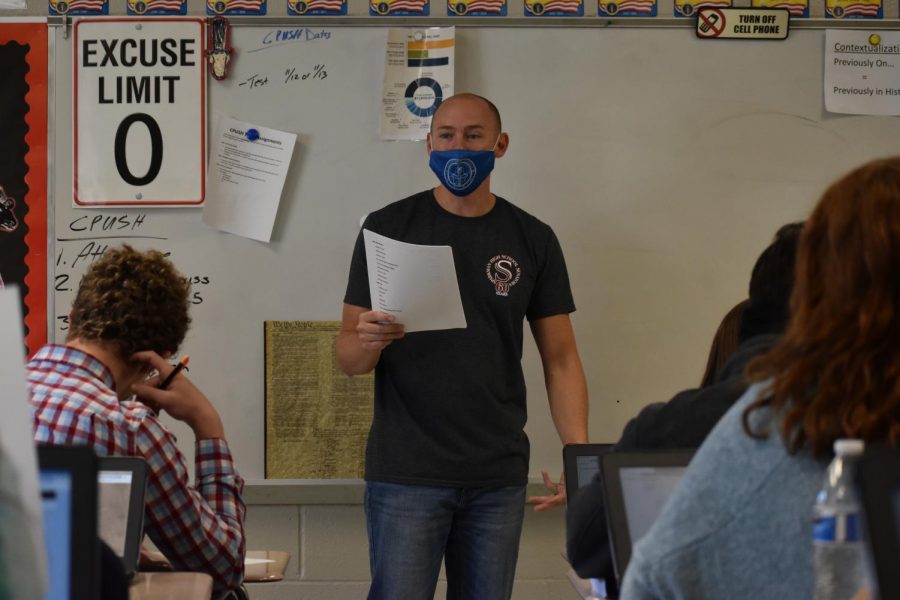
[28,345,246,592]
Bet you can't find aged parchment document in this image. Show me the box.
[264,321,373,478]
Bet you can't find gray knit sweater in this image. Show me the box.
[621,382,828,600]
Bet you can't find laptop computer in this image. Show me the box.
[37,444,99,600]
[563,443,613,502]
[600,450,694,589]
[97,456,149,578]
[857,446,900,600]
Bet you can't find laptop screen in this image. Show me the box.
[37,445,98,600]
[563,443,613,500]
[39,470,73,600]
[600,451,694,586]
[618,465,688,546]
[98,469,134,557]
[858,447,900,600]
[97,457,148,575]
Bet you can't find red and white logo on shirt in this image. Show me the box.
[486,255,521,296]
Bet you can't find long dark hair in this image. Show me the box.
[743,158,900,458]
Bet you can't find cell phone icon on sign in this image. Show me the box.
[699,12,719,32]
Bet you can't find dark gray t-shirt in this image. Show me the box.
[344,190,575,487]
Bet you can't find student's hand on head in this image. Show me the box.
[527,469,567,512]
[357,310,405,351]
[130,350,226,440]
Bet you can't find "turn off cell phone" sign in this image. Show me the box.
[696,8,790,40]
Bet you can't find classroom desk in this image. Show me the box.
[129,572,212,600]
[140,548,290,582]
[245,550,290,582]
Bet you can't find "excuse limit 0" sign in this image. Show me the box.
[74,18,205,207]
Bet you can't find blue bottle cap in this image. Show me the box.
[246,128,260,141]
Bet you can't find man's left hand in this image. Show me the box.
[527,469,566,512]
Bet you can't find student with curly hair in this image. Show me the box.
[621,157,900,600]
[27,245,245,595]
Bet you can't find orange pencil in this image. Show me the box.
[158,355,189,389]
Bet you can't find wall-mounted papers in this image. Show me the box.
[524,0,582,15]
[73,18,204,206]
[826,30,900,115]
[203,115,296,242]
[370,0,428,15]
[696,8,789,40]
[674,0,730,18]
[752,0,806,17]
[363,229,467,333]
[448,0,506,15]
[598,0,656,17]
[825,0,880,18]
[381,27,454,141]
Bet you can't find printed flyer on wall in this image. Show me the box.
[380,27,455,141]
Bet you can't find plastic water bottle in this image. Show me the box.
[812,439,866,600]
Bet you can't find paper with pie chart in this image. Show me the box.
[380,27,455,141]
[363,229,467,333]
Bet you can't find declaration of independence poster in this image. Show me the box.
[265,321,373,478]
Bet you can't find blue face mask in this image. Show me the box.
[429,140,499,197]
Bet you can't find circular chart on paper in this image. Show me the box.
[404,78,443,118]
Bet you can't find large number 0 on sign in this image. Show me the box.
[74,18,205,207]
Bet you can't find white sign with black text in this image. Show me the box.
[74,18,205,207]
[825,29,900,116]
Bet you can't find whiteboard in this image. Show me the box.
[51,24,900,479]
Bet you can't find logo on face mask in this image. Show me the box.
[443,158,477,192]
[486,255,521,296]
[429,143,498,197]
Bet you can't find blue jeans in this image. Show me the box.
[364,481,527,600]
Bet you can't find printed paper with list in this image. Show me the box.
[203,115,297,242]
[363,229,467,333]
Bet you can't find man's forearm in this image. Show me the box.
[336,331,381,375]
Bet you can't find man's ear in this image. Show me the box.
[494,132,510,158]
[426,132,433,155]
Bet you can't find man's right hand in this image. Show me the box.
[356,310,406,351]
[130,350,226,440]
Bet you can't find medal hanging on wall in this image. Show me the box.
[207,16,232,81]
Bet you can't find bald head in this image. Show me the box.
[431,93,502,135]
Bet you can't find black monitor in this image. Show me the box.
[97,456,148,577]
[600,450,694,588]
[562,443,613,501]
[858,446,900,600]
[37,445,99,600]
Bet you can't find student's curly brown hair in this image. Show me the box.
[66,245,191,358]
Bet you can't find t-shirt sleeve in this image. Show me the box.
[343,217,373,308]
[526,226,576,321]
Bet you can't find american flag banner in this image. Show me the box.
[370,0,428,14]
[525,0,582,15]
[599,0,656,16]
[208,0,266,15]
[674,0,730,17]
[752,0,807,17]
[825,0,881,17]
[49,0,107,15]
[127,0,187,15]
[448,0,506,15]
[288,0,346,14]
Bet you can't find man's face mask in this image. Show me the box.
[428,136,501,197]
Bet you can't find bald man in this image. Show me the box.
[337,93,588,600]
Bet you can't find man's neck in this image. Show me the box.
[433,181,496,217]
[66,339,133,399]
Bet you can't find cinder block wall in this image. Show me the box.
[241,481,574,599]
